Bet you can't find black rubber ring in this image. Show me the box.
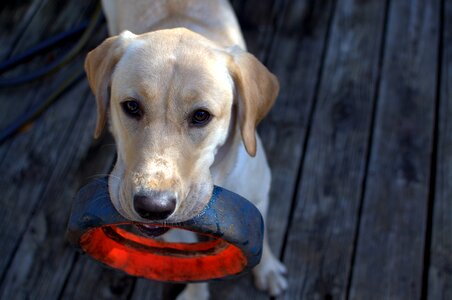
[66,177,264,282]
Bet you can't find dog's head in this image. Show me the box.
[85,29,278,223]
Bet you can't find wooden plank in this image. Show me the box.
[128,279,165,300]
[0,0,106,292]
[6,90,99,298]
[427,0,452,298]
[0,79,101,299]
[349,0,440,298]
[61,256,135,300]
[280,0,387,299]
[210,0,335,299]
[236,0,282,64]
[129,279,184,300]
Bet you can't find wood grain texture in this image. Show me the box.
[428,0,452,298]
[280,0,387,298]
[0,62,91,280]
[0,83,98,300]
[0,0,448,299]
[349,0,440,299]
[61,256,135,300]
[0,1,110,298]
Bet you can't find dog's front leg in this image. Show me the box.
[251,185,288,297]
[252,230,288,296]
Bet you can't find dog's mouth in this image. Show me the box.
[135,224,170,237]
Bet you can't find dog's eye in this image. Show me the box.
[190,109,211,126]
[121,100,142,119]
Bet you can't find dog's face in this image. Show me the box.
[85,29,278,223]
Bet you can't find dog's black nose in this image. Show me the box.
[133,191,176,220]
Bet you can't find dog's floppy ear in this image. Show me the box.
[227,46,279,157]
[85,31,135,138]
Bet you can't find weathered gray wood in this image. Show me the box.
[0,1,106,296]
[0,80,101,300]
[210,0,335,299]
[5,90,110,300]
[0,0,448,299]
[0,62,90,272]
[280,0,387,299]
[428,0,452,298]
[129,278,165,300]
[0,79,99,299]
[61,256,135,300]
[234,0,278,58]
[349,0,440,299]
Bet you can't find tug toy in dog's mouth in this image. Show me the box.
[66,178,264,282]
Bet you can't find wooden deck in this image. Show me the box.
[0,0,450,299]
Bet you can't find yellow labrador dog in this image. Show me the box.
[85,0,287,298]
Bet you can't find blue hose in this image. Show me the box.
[0,21,88,75]
[0,5,102,87]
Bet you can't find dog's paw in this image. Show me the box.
[176,283,209,300]
[253,254,288,296]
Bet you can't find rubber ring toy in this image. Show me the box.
[66,178,264,282]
